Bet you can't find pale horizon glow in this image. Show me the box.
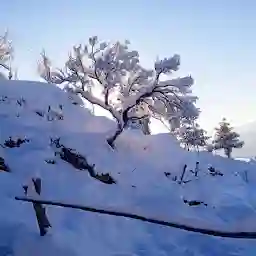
[1,0,256,132]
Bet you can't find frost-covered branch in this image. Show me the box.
[0,32,13,79]
[76,88,121,123]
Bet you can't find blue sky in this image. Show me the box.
[1,0,256,131]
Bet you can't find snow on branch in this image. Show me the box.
[39,36,199,146]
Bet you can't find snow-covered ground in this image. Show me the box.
[0,80,256,255]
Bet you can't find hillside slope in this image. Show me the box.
[0,80,256,255]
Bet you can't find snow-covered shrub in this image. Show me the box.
[212,118,244,158]
[39,36,199,147]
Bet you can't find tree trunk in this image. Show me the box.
[105,88,110,106]
[225,148,231,158]
[107,124,123,148]
[141,117,151,135]
[107,108,130,148]
[128,118,151,135]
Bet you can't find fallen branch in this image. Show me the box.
[51,138,116,184]
[15,196,256,239]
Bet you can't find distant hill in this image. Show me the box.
[232,121,256,158]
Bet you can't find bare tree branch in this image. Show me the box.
[127,75,141,94]
[77,89,121,123]
[122,72,162,120]
[91,45,103,85]
[90,45,114,106]
[0,63,10,70]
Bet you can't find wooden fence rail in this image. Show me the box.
[15,196,256,239]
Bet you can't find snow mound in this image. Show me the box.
[0,80,256,255]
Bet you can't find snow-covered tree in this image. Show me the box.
[38,36,199,147]
[0,32,13,80]
[177,123,209,151]
[212,118,244,158]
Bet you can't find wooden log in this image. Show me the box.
[25,178,51,236]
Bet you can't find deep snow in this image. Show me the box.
[0,80,256,255]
